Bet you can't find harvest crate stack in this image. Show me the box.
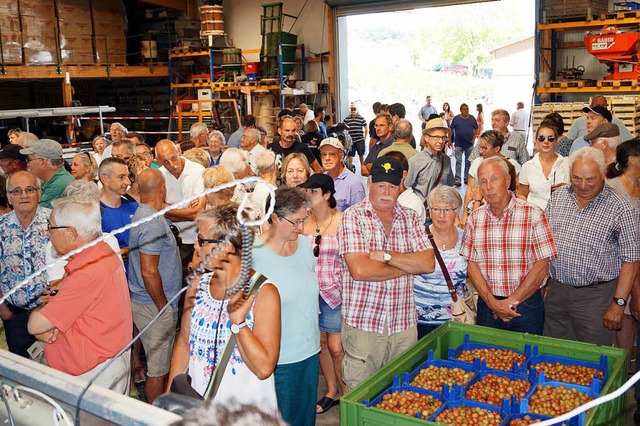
[541,0,608,22]
[605,95,640,137]
[531,102,588,132]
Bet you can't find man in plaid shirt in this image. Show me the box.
[338,156,434,391]
[461,157,557,335]
[543,147,640,346]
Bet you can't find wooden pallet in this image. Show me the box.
[171,46,197,54]
[597,79,640,87]
[545,79,596,88]
[600,10,640,20]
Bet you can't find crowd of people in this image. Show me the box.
[0,95,639,425]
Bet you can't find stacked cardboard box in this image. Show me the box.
[0,1,22,64]
[92,0,126,64]
[20,0,57,65]
[57,0,93,63]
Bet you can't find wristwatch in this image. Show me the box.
[383,251,392,265]
[230,321,247,334]
[613,297,627,307]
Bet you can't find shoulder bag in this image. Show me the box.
[170,273,268,400]
[425,227,477,324]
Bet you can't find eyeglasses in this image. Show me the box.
[430,207,458,215]
[279,215,308,227]
[8,186,39,196]
[537,135,556,143]
[26,157,41,163]
[428,135,448,142]
[197,234,225,246]
[313,234,322,257]
[47,224,70,232]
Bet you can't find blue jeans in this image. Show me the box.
[454,146,473,182]
[275,353,319,426]
[477,290,544,335]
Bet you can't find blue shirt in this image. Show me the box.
[414,228,467,325]
[0,207,51,309]
[252,235,320,365]
[226,127,244,149]
[450,115,478,149]
[101,198,139,274]
[318,121,327,139]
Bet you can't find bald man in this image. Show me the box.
[155,140,205,269]
[128,168,181,403]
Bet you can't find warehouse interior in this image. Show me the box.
[1,0,640,424]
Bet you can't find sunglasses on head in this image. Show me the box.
[197,234,225,246]
[537,135,556,143]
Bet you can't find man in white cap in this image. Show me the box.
[319,137,365,212]
[21,140,74,209]
[405,118,454,201]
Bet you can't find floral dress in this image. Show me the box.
[188,272,277,410]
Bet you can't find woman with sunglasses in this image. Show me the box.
[252,186,320,426]
[167,204,281,409]
[518,121,569,210]
[298,174,344,415]
[461,130,520,225]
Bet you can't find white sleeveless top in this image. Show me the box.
[188,272,277,411]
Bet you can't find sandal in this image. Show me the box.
[134,366,146,384]
[316,396,339,414]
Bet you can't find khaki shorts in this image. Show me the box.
[341,321,416,392]
[132,303,178,377]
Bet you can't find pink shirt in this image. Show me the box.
[305,233,342,309]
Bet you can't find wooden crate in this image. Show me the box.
[542,0,608,22]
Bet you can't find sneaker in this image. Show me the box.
[454,180,461,187]
[348,164,356,174]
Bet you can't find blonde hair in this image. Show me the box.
[183,147,211,168]
[281,153,311,184]
[73,152,98,178]
[127,154,149,182]
[203,166,235,200]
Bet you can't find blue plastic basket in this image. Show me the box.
[519,379,600,425]
[402,350,478,391]
[464,368,537,406]
[363,376,450,420]
[529,350,607,392]
[507,411,574,426]
[614,1,640,11]
[448,334,532,372]
[430,397,511,425]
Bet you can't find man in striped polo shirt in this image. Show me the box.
[343,104,368,172]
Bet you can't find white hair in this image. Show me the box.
[426,185,462,209]
[190,122,208,140]
[244,128,261,144]
[61,180,100,201]
[255,150,276,176]
[208,129,225,145]
[604,135,622,150]
[477,156,510,177]
[220,148,248,177]
[51,196,101,240]
[18,132,39,148]
[569,146,607,175]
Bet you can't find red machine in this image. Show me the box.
[584,27,640,80]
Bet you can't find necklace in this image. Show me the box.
[623,173,640,190]
[430,227,457,250]
[314,211,335,234]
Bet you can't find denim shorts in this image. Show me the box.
[319,297,341,333]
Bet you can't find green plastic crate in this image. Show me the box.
[340,322,628,426]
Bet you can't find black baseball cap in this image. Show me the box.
[582,105,612,123]
[0,144,28,161]
[370,156,403,186]
[298,173,335,194]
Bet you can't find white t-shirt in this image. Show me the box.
[398,189,426,223]
[469,157,521,182]
[160,158,205,244]
[519,154,570,210]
